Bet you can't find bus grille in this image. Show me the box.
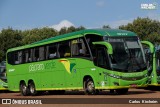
[121,76,145,81]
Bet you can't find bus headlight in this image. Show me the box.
[103,72,121,79]
[109,73,121,79]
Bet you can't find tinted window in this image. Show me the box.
[85,34,103,58]
[58,41,71,58]
[39,46,45,61]
[95,47,110,69]
[71,38,90,58]
[47,44,58,59]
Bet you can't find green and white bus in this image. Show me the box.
[7,29,148,96]
[142,41,160,87]
[0,61,7,91]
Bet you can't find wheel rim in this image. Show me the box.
[30,84,35,94]
[22,85,27,93]
[20,83,27,95]
[87,81,94,92]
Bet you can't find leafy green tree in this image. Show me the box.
[76,26,86,31]
[145,32,160,44]
[119,17,160,43]
[102,25,111,29]
[22,27,58,44]
[67,26,76,33]
[59,26,86,35]
[59,27,68,35]
[0,28,22,61]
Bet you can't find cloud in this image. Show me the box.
[50,20,75,31]
[96,1,105,7]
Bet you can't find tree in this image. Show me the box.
[102,25,111,29]
[22,27,58,44]
[0,28,22,61]
[59,26,86,35]
[59,27,68,35]
[76,26,86,31]
[119,17,160,43]
[67,26,76,33]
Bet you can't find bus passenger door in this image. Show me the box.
[94,46,111,86]
[92,42,113,87]
[94,46,110,69]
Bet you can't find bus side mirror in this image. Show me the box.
[92,42,113,54]
[141,41,154,54]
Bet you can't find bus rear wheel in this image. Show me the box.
[115,88,128,95]
[28,81,37,96]
[20,82,29,96]
[84,78,97,95]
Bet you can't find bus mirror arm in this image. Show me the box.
[92,42,113,54]
[141,41,155,53]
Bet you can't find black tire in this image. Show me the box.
[84,78,97,95]
[28,81,37,96]
[19,82,29,96]
[115,88,128,95]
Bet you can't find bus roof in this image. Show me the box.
[7,29,136,52]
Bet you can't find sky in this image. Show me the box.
[0,0,160,30]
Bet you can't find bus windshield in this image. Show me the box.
[107,37,146,72]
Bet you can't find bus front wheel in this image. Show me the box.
[115,88,128,95]
[84,78,97,95]
[20,82,29,96]
[28,81,37,96]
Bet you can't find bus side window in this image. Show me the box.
[33,48,39,61]
[28,49,32,62]
[59,45,65,58]
[85,34,103,57]
[14,52,19,64]
[58,41,71,58]
[80,38,90,57]
[7,52,14,65]
[39,46,45,61]
[24,50,28,63]
[71,38,88,57]
[18,51,23,64]
[71,39,79,56]
[47,44,58,59]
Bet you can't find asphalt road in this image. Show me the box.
[0,88,160,107]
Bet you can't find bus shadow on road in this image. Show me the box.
[13,89,157,96]
[71,89,157,96]
[124,90,156,95]
[41,89,157,96]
